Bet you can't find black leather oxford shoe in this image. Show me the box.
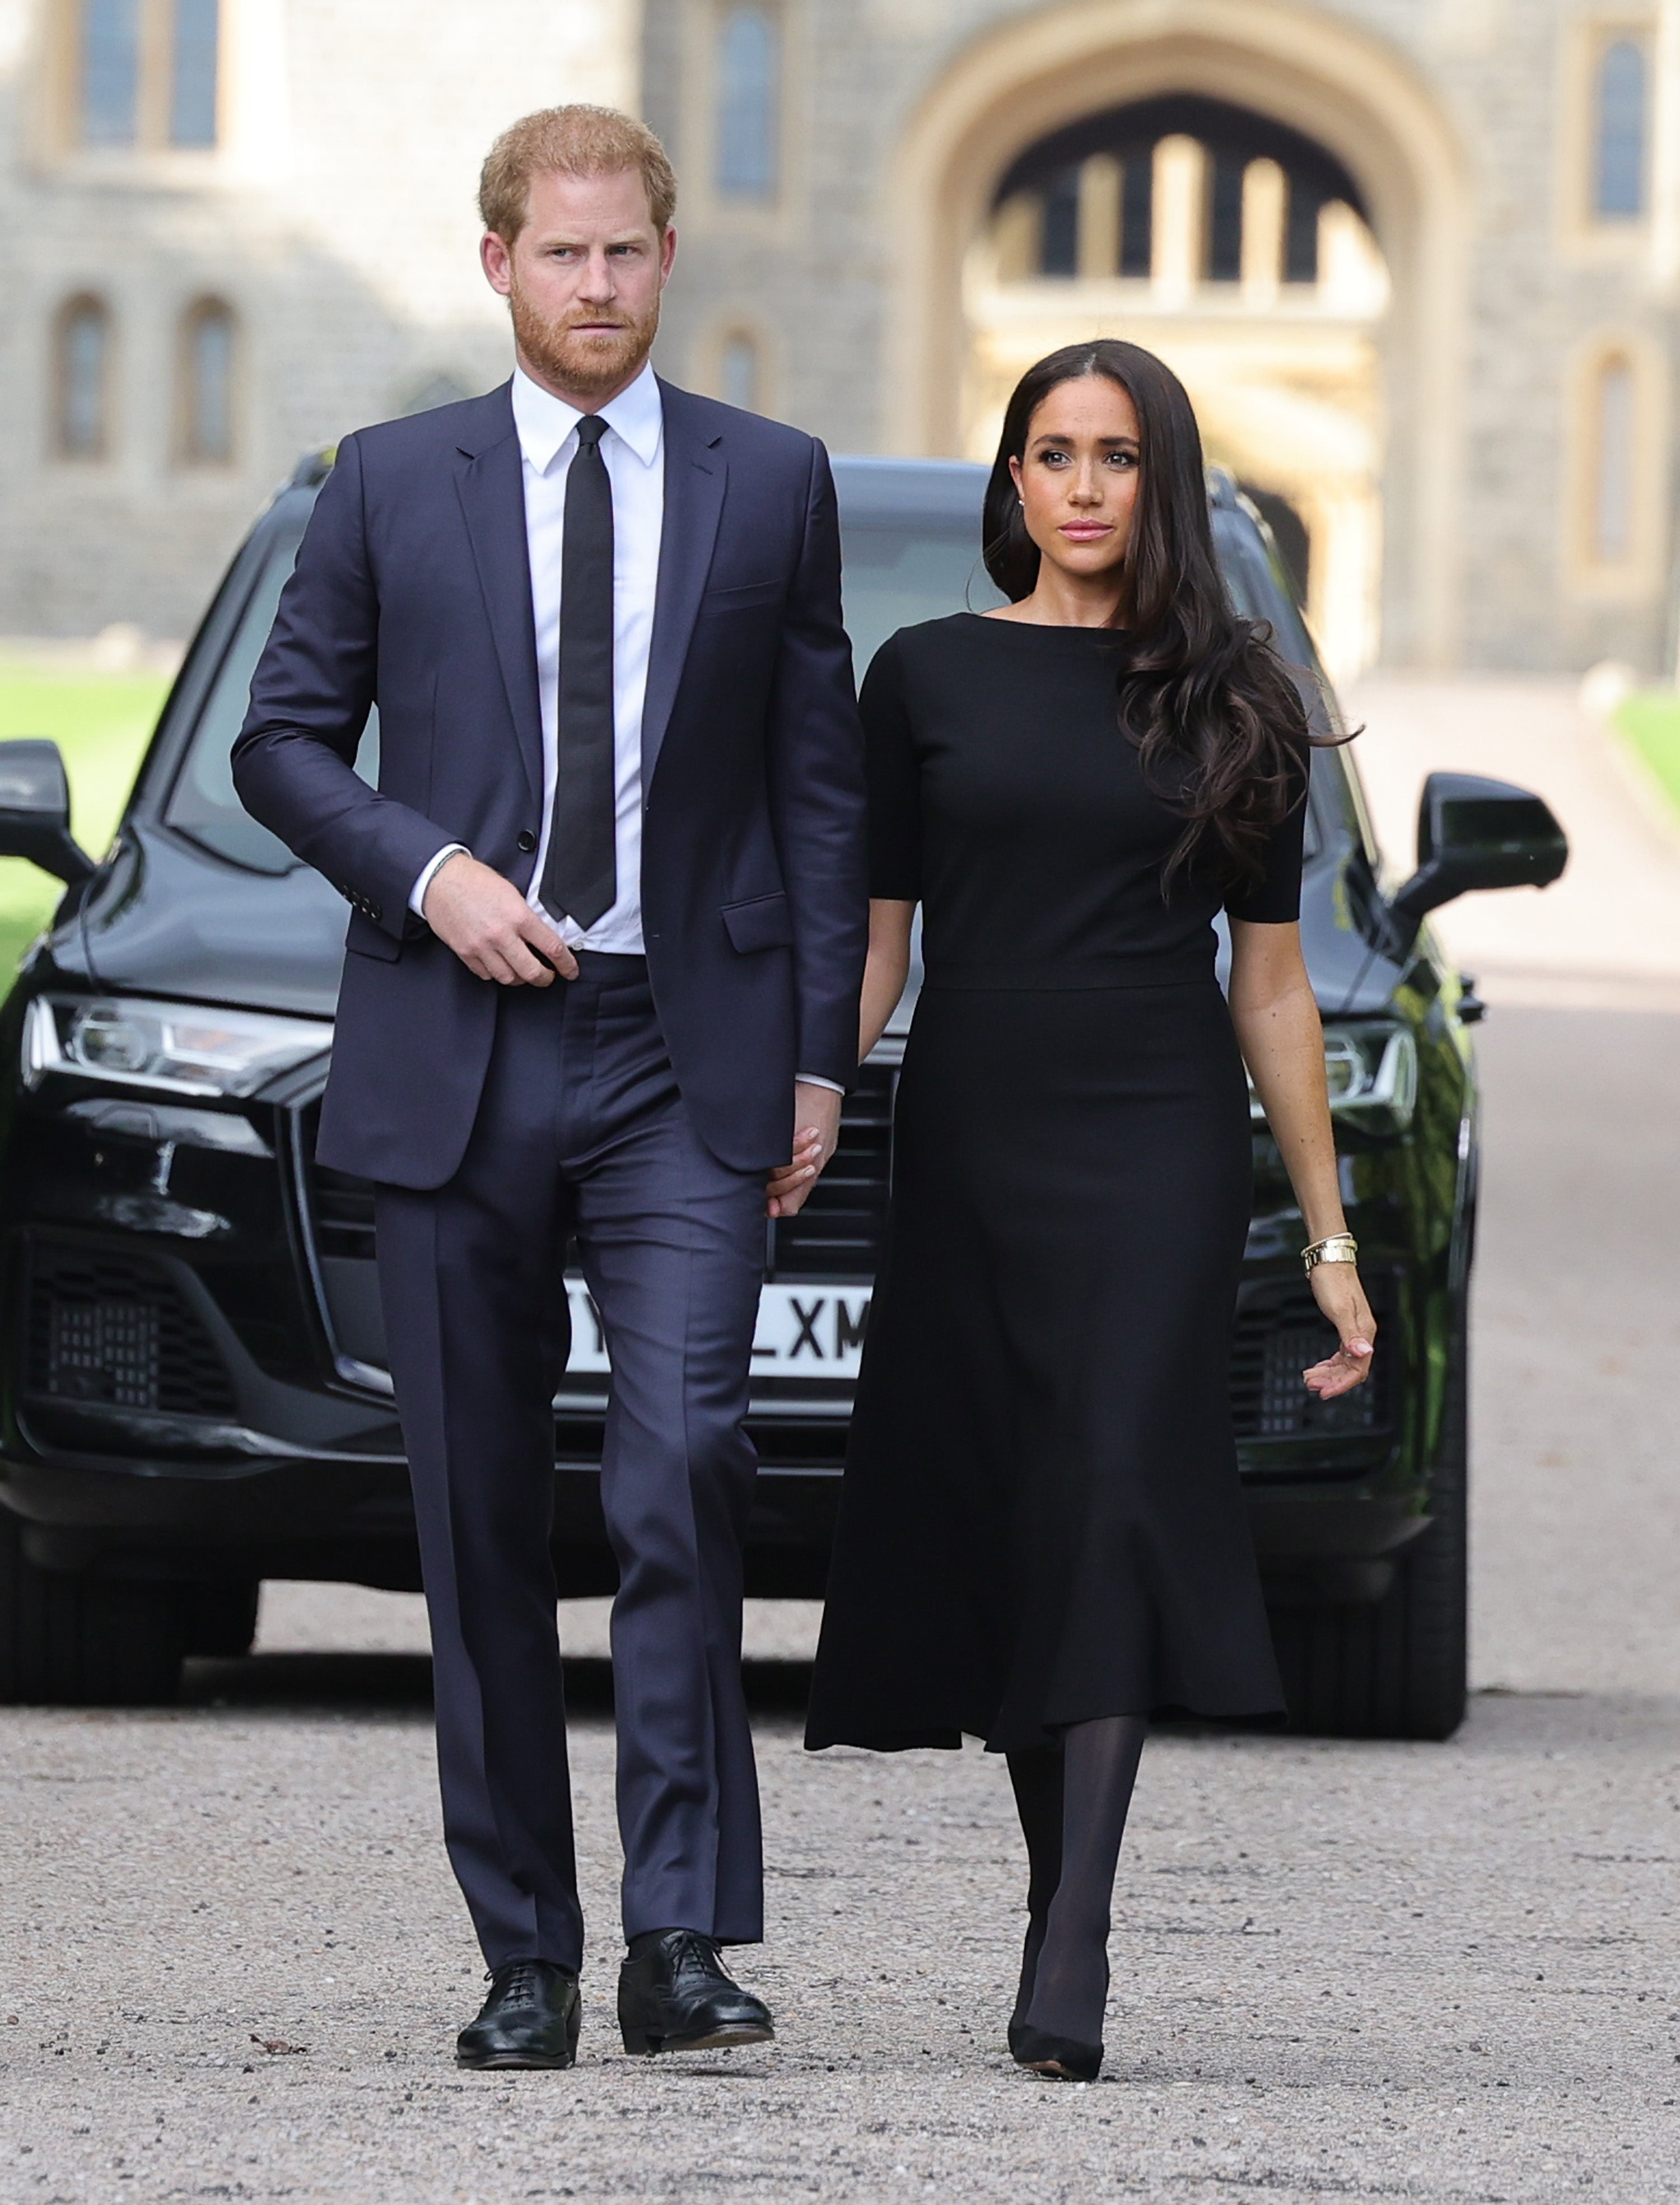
[617,1929,774,2055]
[456,1958,581,2070]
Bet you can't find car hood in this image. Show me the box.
[71,824,348,1020]
[65,820,1412,1031]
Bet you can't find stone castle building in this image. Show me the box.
[2,0,1677,678]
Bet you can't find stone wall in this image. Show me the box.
[649,0,1680,675]
[3,0,1676,671]
[0,0,633,639]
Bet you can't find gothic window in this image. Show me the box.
[1039,167,1080,277]
[992,96,1364,294]
[179,298,236,465]
[1119,160,1152,278]
[720,331,760,412]
[53,296,113,460]
[716,5,779,200]
[1593,354,1636,562]
[78,0,140,146]
[1594,39,1647,220]
[169,0,220,147]
[1284,181,1323,283]
[1207,152,1245,282]
[72,0,221,151]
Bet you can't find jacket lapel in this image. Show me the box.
[643,381,726,793]
[451,385,543,806]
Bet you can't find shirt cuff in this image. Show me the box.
[410,844,469,918]
[796,1074,846,1095]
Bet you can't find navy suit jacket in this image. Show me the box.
[233,378,868,1188]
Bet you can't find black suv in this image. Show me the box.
[0,456,1566,1738]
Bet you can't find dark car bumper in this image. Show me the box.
[0,1440,844,1600]
[1,1070,1443,1607]
[0,1424,1426,1608]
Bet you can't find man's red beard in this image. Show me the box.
[509,276,660,398]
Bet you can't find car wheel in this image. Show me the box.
[0,1512,186,1707]
[1271,1324,1468,1742]
[180,1579,262,1659]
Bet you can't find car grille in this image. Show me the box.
[24,1242,237,1417]
[767,1060,894,1281]
[310,1153,377,1260]
[297,1099,1389,1446]
[1230,1280,1392,1440]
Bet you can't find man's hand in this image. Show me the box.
[422,852,580,985]
[767,1082,843,1219]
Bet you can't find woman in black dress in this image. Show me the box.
[803,342,1376,2081]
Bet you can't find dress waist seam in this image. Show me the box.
[919,974,1221,994]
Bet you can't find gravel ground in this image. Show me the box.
[4,683,1680,2199]
[2,1681,1677,2204]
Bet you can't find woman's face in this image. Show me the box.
[1009,373,1141,587]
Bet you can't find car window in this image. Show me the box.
[838,524,1005,676]
[162,522,379,875]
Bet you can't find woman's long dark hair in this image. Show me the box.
[983,339,1314,894]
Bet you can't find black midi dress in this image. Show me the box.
[805,614,1301,1755]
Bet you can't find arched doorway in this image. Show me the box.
[970,93,1386,674]
[882,0,1470,671]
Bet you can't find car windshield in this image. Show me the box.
[158,478,1334,874]
[838,522,1005,674]
[162,521,377,875]
[162,502,984,872]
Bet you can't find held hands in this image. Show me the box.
[1302,1261,1377,1399]
[767,1082,843,1219]
[423,852,580,986]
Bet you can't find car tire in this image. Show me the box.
[0,1512,186,1707]
[180,1579,262,1659]
[1270,1324,1468,1742]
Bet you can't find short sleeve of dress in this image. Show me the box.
[1225,749,1309,924]
[861,632,922,901]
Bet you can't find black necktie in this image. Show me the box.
[542,412,616,931]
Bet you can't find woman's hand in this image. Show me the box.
[1228,923,1376,1403]
[1302,1263,1376,1398]
[766,1083,842,1220]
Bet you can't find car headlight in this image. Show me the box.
[22,996,332,1099]
[1249,1019,1417,1136]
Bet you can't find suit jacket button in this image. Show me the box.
[516,830,537,854]
[368,905,382,923]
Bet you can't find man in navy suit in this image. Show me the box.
[234,106,866,2069]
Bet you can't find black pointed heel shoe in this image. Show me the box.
[1011,2023,1103,2082]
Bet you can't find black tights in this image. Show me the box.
[1006,1715,1148,2045]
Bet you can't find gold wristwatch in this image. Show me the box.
[1302,1232,1358,1274]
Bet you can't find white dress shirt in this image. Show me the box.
[410,361,842,1092]
[412,359,663,951]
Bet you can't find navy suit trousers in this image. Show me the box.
[374,954,768,1970]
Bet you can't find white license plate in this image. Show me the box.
[566,1278,871,1377]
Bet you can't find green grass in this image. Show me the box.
[1614,689,1680,820]
[0,660,171,976]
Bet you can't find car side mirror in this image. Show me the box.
[1389,771,1567,955]
[0,739,95,886]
